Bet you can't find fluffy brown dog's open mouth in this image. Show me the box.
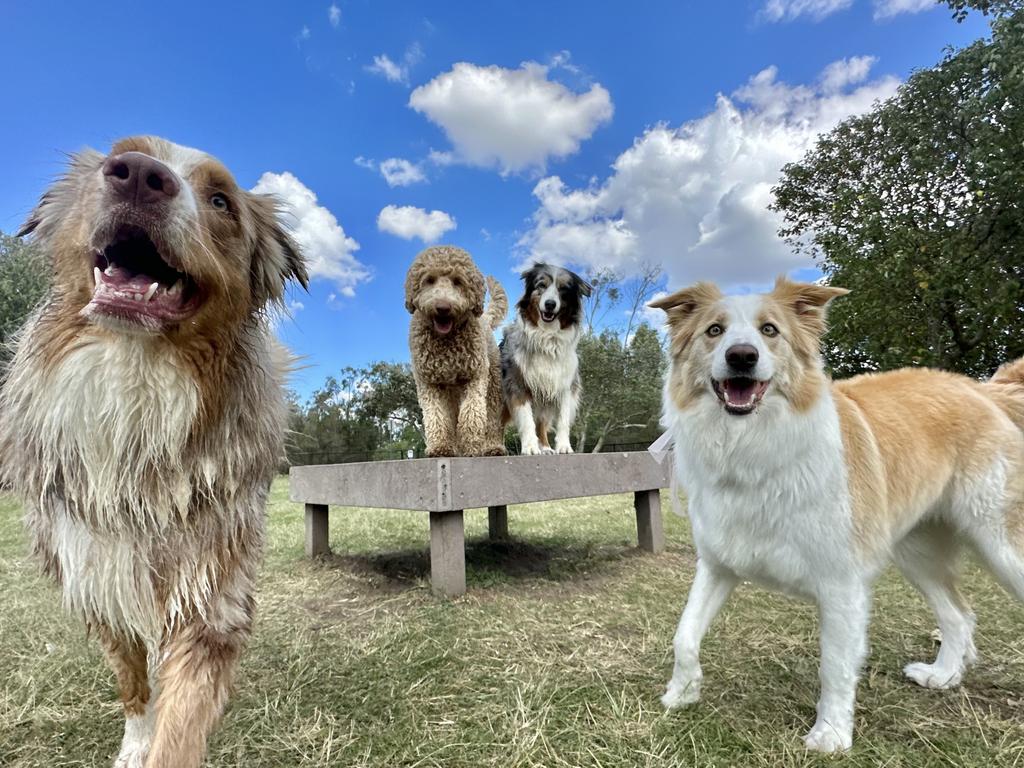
[432,314,454,336]
[86,225,201,329]
[712,377,770,415]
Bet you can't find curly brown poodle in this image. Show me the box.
[405,245,508,457]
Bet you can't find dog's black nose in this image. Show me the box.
[544,300,557,312]
[435,302,452,316]
[725,344,759,372]
[103,152,180,205]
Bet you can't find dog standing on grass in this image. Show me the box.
[651,277,1024,752]
[0,136,307,768]
[405,245,508,457]
[501,263,590,455]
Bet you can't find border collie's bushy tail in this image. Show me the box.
[985,357,1024,430]
[484,276,508,331]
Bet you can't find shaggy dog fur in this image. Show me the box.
[652,278,1024,753]
[501,263,590,455]
[0,136,307,768]
[405,245,507,456]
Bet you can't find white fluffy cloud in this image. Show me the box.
[409,60,613,175]
[366,43,423,87]
[251,172,369,297]
[762,0,853,21]
[518,59,900,290]
[354,156,427,187]
[327,3,340,27]
[873,0,936,19]
[377,205,456,243]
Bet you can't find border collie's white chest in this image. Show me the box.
[670,395,854,598]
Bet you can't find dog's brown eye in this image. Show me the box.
[761,323,779,337]
[452,277,462,288]
[424,276,436,286]
[210,193,230,212]
[706,323,723,337]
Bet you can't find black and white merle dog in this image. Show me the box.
[500,263,591,455]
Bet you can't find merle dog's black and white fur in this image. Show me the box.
[500,263,591,455]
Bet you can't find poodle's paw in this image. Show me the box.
[803,720,852,753]
[661,678,701,709]
[483,445,507,456]
[554,442,573,454]
[426,444,457,458]
[904,661,963,690]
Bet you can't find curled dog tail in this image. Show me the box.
[985,357,1024,430]
[484,276,508,331]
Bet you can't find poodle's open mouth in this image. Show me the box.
[85,224,201,329]
[712,377,770,415]
[432,315,454,336]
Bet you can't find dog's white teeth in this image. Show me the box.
[168,280,182,296]
[144,282,159,302]
[93,267,102,287]
[104,265,116,276]
[133,292,143,301]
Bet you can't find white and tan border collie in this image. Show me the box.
[651,277,1024,753]
[501,263,591,455]
[0,136,307,768]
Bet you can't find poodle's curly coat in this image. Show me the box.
[405,245,508,457]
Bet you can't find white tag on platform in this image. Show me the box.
[647,431,674,464]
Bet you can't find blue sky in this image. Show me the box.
[1,1,987,399]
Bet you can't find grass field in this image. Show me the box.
[1,477,1022,767]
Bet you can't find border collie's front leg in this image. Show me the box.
[805,585,870,753]
[662,559,737,708]
[513,401,543,455]
[145,618,248,768]
[553,396,575,454]
[99,626,153,768]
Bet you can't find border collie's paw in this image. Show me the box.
[554,442,573,454]
[520,443,544,456]
[904,661,962,689]
[804,721,852,753]
[541,447,556,455]
[661,679,701,709]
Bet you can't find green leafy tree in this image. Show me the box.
[772,7,1024,376]
[576,323,665,452]
[356,361,423,443]
[0,232,49,363]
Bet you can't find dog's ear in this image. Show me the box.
[471,270,486,317]
[521,262,543,281]
[17,192,52,238]
[247,193,308,307]
[648,282,722,319]
[770,276,848,335]
[569,270,592,298]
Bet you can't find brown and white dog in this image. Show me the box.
[0,136,307,767]
[652,277,1024,752]
[500,263,590,455]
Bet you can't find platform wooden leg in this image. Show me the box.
[634,490,665,554]
[487,505,509,540]
[429,510,466,597]
[305,503,330,558]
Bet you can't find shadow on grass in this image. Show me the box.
[318,536,641,590]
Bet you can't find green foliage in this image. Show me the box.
[576,323,665,452]
[0,232,49,363]
[945,0,1022,22]
[773,9,1024,376]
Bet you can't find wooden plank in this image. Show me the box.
[290,452,670,511]
[429,510,466,597]
[305,503,330,557]
[448,453,671,510]
[634,490,665,554]
[488,505,509,540]
[290,458,442,510]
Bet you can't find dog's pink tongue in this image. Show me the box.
[433,317,453,335]
[724,378,758,406]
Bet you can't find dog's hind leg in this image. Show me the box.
[145,609,250,768]
[894,522,977,690]
[662,559,738,710]
[99,626,152,768]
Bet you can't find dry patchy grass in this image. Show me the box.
[1,478,1023,766]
